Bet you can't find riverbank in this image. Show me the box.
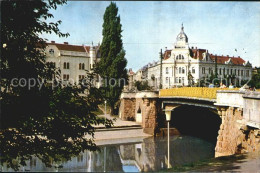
[165,151,260,172]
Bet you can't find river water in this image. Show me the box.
[1,135,215,172]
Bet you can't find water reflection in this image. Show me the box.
[1,135,215,172]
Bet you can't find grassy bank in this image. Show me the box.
[163,154,250,172]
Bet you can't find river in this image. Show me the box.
[1,135,215,172]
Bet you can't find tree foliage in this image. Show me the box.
[96,2,128,115]
[0,0,112,171]
[249,67,260,89]
[134,80,151,91]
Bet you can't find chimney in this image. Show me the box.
[51,41,55,43]
[64,42,68,44]
[195,47,197,49]
[227,55,229,57]
[191,46,194,49]
[238,56,240,58]
[165,47,167,51]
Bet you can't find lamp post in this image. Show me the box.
[104,100,107,116]
[165,109,172,169]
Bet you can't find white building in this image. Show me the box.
[45,41,101,86]
[147,24,253,89]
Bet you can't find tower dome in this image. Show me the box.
[176,23,188,43]
[174,23,189,49]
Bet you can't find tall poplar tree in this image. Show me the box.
[96,2,128,115]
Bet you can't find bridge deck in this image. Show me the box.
[159,87,239,100]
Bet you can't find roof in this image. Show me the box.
[191,48,207,60]
[163,50,172,60]
[162,48,246,65]
[47,42,86,52]
[209,54,245,65]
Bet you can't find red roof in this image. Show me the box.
[191,48,207,60]
[209,54,245,65]
[47,42,86,52]
[163,48,246,65]
[163,50,172,60]
[84,46,90,53]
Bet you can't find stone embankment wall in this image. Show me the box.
[215,91,260,157]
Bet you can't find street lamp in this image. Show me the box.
[164,109,172,169]
[104,100,107,116]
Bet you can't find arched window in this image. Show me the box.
[82,63,85,70]
[182,67,185,74]
[182,55,184,59]
[79,63,82,70]
[179,67,182,74]
[63,62,66,69]
[223,68,225,75]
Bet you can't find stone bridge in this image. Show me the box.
[119,88,260,157]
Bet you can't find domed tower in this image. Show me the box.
[174,23,189,49]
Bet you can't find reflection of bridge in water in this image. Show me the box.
[1,136,215,172]
[119,88,260,157]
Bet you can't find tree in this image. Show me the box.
[0,0,112,170]
[134,80,151,91]
[249,67,260,89]
[96,2,128,115]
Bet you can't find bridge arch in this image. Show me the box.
[167,105,221,143]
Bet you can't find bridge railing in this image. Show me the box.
[159,87,239,100]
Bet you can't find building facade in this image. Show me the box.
[146,24,252,89]
[45,41,101,86]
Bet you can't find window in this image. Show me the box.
[209,68,212,74]
[231,69,233,75]
[63,74,69,81]
[166,67,169,74]
[79,63,85,70]
[235,69,237,75]
[182,77,184,84]
[47,62,56,68]
[182,55,184,59]
[79,75,85,81]
[192,67,195,74]
[166,77,169,83]
[219,68,222,75]
[182,67,185,74]
[238,70,240,76]
[227,69,230,75]
[63,62,69,69]
[175,77,178,83]
[202,67,205,74]
[223,68,226,75]
[241,70,244,76]
[179,67,182,74]
[49,49,54,54]
[179,77,181,83]
[246,70,249,77]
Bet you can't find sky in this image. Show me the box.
[42,1,260,71]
